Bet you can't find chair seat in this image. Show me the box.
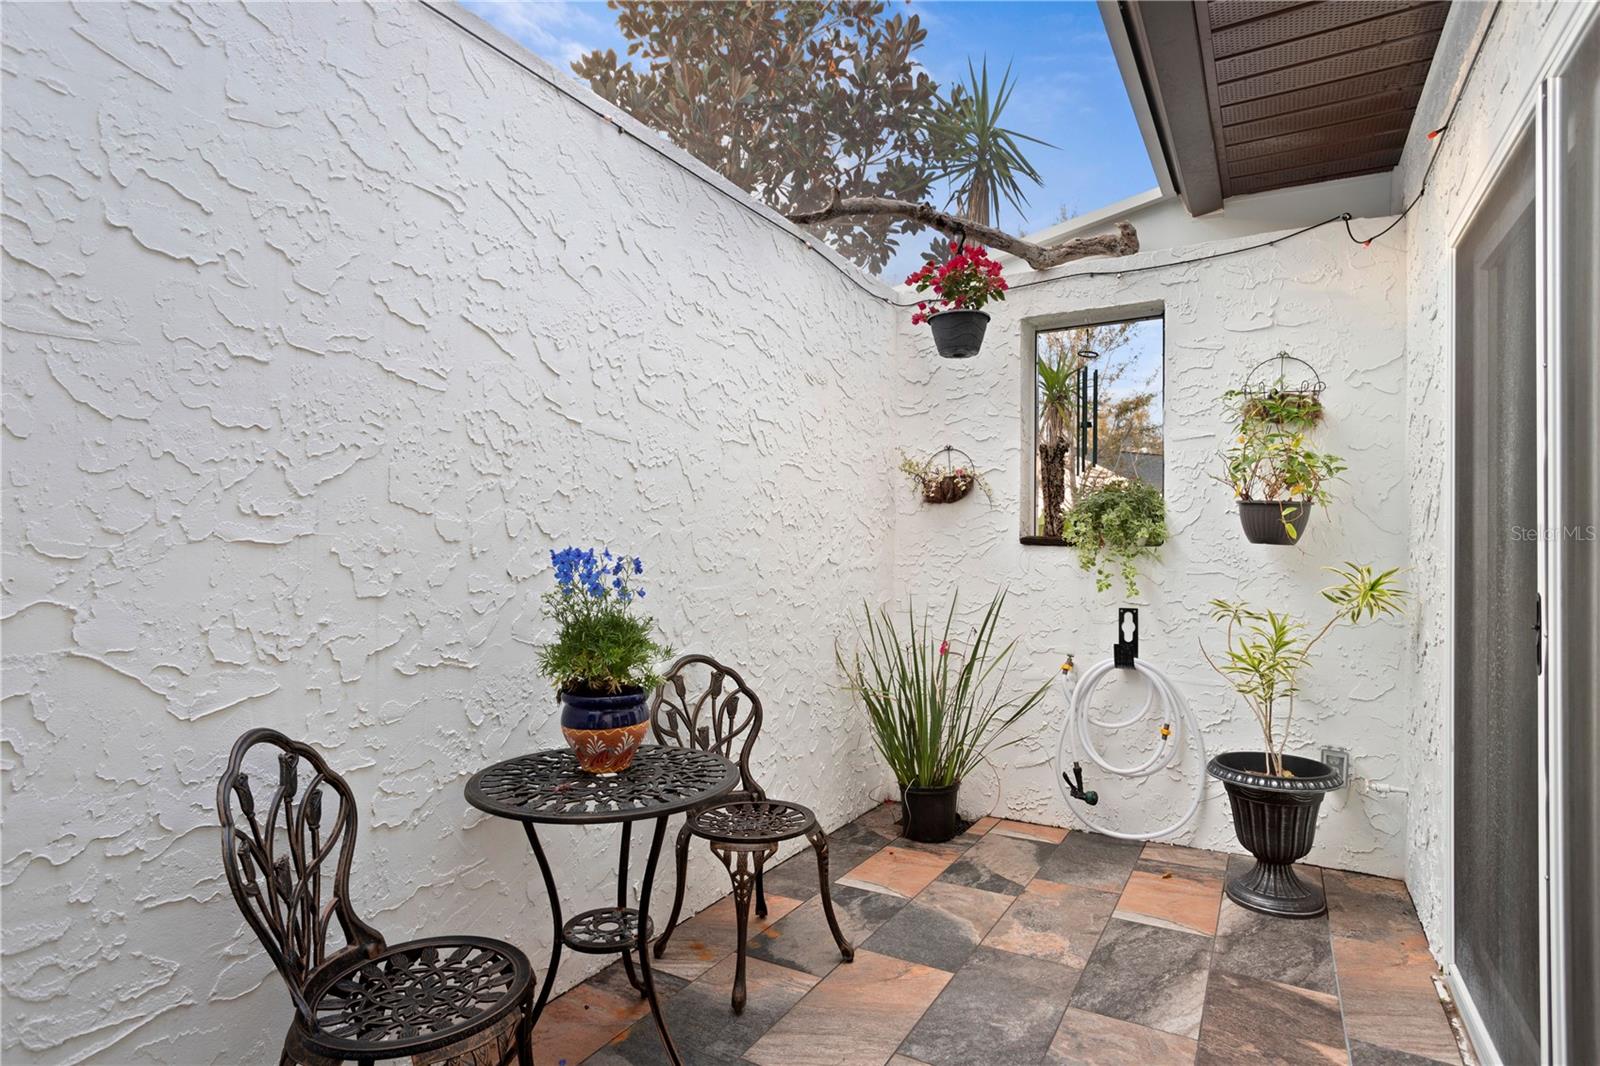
[296,936,532,1060]
[689,799,817,845]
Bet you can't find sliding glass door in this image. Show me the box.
[1453,12,1600,1063]
[1453,127,1541,1066]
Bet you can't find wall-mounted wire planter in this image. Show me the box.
[1237,352,1326,425]
[899,446,991,505]
[1220,351,1342,546]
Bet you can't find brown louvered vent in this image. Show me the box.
[1197,0,1449,197]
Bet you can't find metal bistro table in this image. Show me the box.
[465,745,739,1066]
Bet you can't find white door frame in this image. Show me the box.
[1439,5,1597,1063]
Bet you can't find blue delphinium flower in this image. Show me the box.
[539,545,666,695]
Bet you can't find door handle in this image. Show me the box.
[1533,591,1543,675]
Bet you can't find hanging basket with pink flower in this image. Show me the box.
[907,241,1010,359]
[899,446,993,505]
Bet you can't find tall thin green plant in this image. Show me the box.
[839,590,1051,788]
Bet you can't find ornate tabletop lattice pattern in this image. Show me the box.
[691,800,814,844]
[466,746,739,824]
[311,940,523,1048]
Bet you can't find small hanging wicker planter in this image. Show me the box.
[900,446,990,505]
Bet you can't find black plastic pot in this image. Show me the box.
[899,782,961,842]
[927,310,989,359]
[1207,751,1344,918]
[1238,500,1315,545]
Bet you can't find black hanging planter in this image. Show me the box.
[1207,751,1344,918]
[1238,500,1315,545]
[899,781,961,842]
[927,310,989,359]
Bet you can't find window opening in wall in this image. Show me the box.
[1030,315,1164,541]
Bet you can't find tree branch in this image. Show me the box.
[787,189,1140,271]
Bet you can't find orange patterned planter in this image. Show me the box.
[559,690,650,774]
[560,720,650,774]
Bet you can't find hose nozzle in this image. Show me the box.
[1063,760,1099,806]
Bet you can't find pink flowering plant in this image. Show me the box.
[907,243,1010,325]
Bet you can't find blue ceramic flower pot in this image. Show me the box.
[559,689,650,774]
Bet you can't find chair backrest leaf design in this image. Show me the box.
[216,728,384,1022]
[650,654,765,799]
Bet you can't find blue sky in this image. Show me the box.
[461,1,1156,280]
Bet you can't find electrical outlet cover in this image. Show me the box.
[1320,746,1350,787]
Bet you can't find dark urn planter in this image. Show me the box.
[899,781,961,842]
[927,310,989,359]
[1207,751,1344,918]
[1238,499,1315,545]
[559,689,650,774]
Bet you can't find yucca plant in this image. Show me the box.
[1035,346,1079,538]
[1201,563,1408,777]
[839,590,1051,789]
[929,60,1055,227]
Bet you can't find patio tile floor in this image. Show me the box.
[538,804,1463,1066]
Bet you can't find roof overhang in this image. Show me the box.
[1101,0,1450,216]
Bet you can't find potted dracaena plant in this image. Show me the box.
[537,547,669,774]
[1200,563,1407,917]
[839,589,1051,842]
[907,242,1009,359]
[1218,385,1344,545]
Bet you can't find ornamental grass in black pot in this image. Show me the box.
[840,590,1050,843]
[1201,563,1408,916]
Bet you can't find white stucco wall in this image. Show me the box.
[1393,0,1594,959]
[889,223,1413,876]
[3,0,1529,1060]
[0,4,895,1063]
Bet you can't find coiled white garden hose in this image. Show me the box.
[1053,655,1206,840]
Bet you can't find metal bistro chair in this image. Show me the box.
[649,655,853,1013]
[217,728,535,1066]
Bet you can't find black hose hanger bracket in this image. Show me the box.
[1113,608,1139,668]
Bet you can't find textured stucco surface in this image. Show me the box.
[890,224,1413,877]
[2,0,1521,1060]
[0,4,894,1062]
[1392,0,1591,960]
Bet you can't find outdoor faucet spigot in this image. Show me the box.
[1063,760,1098,806]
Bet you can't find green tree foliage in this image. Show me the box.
[572,1,944,273]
